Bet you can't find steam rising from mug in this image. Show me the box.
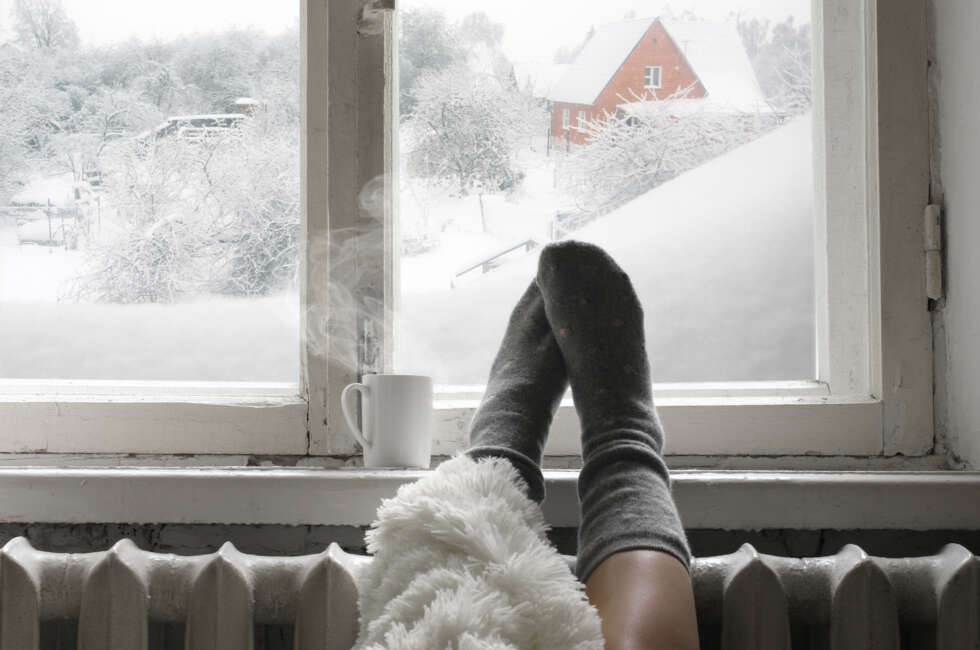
[304,175,390,376]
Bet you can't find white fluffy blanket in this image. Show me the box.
[353,454,604,649]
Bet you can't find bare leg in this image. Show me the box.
[586,550,699,650]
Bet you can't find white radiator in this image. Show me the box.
[0,537,976,649]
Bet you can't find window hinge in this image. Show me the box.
[924,204,943,301]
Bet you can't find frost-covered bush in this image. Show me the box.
[559,89,778,218]
[215,193,299,296]
[70,217,207,303]
[205,118,300,296]
[72,113,300,302]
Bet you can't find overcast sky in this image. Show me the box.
[1,0,808,62]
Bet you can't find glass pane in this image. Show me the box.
[0,0,299,382]
[395,0,814,386]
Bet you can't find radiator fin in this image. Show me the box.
[722,543,792,649]
[935,543,980,649]
[829,544,899,649]
[78,540,148,650]
[0,538,41,650]
[186,543,254,650]
[0,537,976,648]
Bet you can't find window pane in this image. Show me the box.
[395,0,814,386]
[0,0,299,382]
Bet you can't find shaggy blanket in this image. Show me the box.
[353,454,604,649]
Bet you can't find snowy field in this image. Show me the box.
[1,118,813,385]
[0,224,299,382]
[396,114,816,385]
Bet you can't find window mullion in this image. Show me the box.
[301,0,332,454]
[813,0,873,399]
[304,0,395,455]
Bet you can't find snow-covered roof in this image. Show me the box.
[660,19,769,112]
[548,18,656,105]
[512,61,570,98]
[547,17,769,112]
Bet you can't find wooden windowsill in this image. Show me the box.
[0,467,976,530]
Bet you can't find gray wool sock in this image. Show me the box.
[536,240,691,583]
[466,280,568,504]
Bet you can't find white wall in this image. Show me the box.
[934,0,980,468]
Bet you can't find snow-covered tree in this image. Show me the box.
[458,12,503,47]
[0,46,65,195]
[51,87,163,182]
[13,0,79,50]
[68,133,211,302]
[71,110,299,302]
[206,116,300,296]
[172,31,262,112]
[559,89,776,218]
[398,8,462,116]
[405,64,542,230]
[738,16,812,115]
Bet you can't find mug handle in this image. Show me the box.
[340,383,371,451]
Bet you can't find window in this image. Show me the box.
[644,65,662,89]
[1,0,933,465]
[562,108,570,129]
[577,110,587,126]
[1,0,312,454]
[395,0,932,461]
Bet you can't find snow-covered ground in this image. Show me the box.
[0,223,300,382]
[2,117,813,385]
[9,173,76,208]
[398,137,562,291]
[396,114,816,385]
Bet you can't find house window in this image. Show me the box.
[645,65,662,89]
[577,110,587,126]
[2,0,933,465]
[562,108,570,129]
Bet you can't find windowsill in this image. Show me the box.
[1,466,977,530]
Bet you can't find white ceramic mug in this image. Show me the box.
[341,374,433,468]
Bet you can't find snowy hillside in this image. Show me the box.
[396,114,815,385]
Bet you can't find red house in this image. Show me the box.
[548,18,769,145]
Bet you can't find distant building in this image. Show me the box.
[138,98,262,145]
[548,18,769,145]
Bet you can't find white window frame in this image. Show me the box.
[561,107,570,129]
[426,0,932,461]
[577,109,587,127]
[644,65,662,89]
[0,0,932,465]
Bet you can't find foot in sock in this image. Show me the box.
[536,240,691,582]
[466,280,568,504]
